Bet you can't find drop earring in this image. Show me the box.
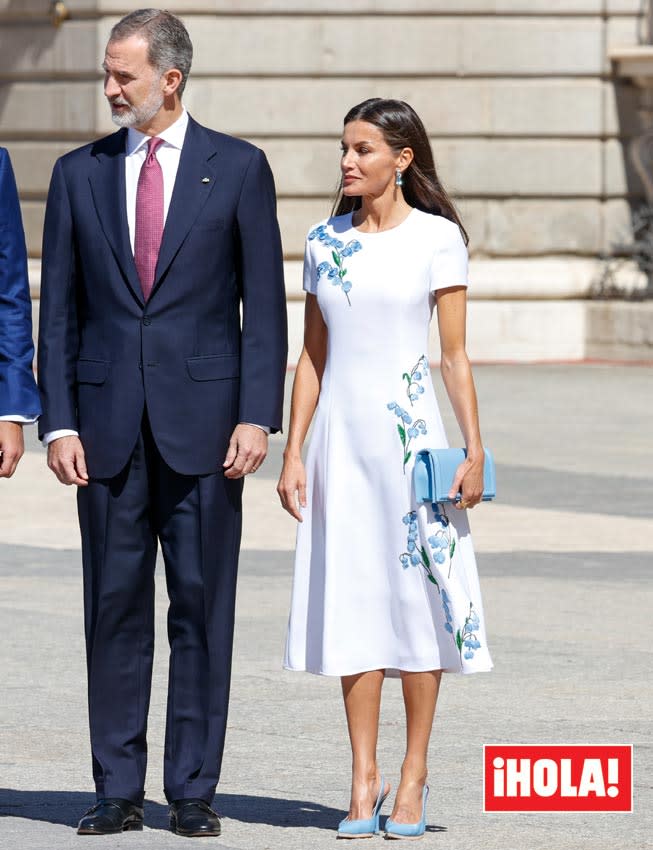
[395,168,403,187]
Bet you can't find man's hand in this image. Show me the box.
[222,424,268,479]
[47,435,89,486]
[0,422,25,478]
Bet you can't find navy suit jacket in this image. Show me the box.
[38,116,287,478]
[0,148,41,418]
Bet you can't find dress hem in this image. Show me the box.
[283,662,493,678]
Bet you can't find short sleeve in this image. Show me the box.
[429,222,468,292]
[302,236,317,294]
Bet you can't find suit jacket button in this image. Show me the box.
[143,317,151,326]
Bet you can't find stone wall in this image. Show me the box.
[0,0,650,360]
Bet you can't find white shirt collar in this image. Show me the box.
[126,108,189,156]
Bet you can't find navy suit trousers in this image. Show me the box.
[77,414,243,804]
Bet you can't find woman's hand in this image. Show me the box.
[449,452,484,510]
[277,454,307,521]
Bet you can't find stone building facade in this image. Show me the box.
[0,1,651,359]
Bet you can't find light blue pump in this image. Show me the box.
[337,775,389,839]
[384,785,429,840]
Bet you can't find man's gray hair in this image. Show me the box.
[109,9,193,96]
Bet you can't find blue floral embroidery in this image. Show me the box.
[403,355,429,405]
[461,604,482,660]
[442,588,454,634]
[308,223,362,306]
[442,590,483,662]
[387,402,426,473]
[399,511,439,589]
[402,505,483,664]
[427,503,455,577]
[387,357,429,472]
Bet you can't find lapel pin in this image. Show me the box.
[201,177,210,183]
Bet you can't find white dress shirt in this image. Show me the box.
[125,108,189,252]
[44,109,268,445]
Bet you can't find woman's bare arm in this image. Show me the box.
[435,285,485,508]
[277,294,328,520]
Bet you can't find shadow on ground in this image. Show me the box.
[215,793,446,834]
[0,788,446,834]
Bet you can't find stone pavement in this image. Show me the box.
[1,364,651,850]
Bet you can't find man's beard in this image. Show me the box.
[109,84,164,129]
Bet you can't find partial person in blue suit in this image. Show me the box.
[37,9,287,838]
[0,147,41,478]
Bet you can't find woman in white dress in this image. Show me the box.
[278,99,492,840]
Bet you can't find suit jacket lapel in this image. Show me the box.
[88,129,144,306]
[151,117,217,297]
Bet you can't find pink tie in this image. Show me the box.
[134,137,164,302]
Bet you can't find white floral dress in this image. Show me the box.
[284,208,492,677]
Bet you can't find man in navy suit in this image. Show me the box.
[0,148,41,477]
[38,9,287,837]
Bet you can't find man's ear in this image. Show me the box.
[162,68,183,97]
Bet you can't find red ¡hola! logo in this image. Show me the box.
[483,745,633,813]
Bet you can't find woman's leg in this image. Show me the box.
[390,670,442,823]
[341,670,391,819]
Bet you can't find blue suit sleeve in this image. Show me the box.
[235,148,288,433]
[0,148,41,417]
[37,157,80,438]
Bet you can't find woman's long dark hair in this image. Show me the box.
[332,98,468,245]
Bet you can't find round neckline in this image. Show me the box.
[349,206,417,236]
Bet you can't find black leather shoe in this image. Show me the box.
[77,798,144,834]
[169,798,221,837]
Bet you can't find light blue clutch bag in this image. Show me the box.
[413,448,496,504]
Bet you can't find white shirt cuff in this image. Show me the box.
[0,415,39,423]
[43,429,79,446]
[243,423,270,434]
